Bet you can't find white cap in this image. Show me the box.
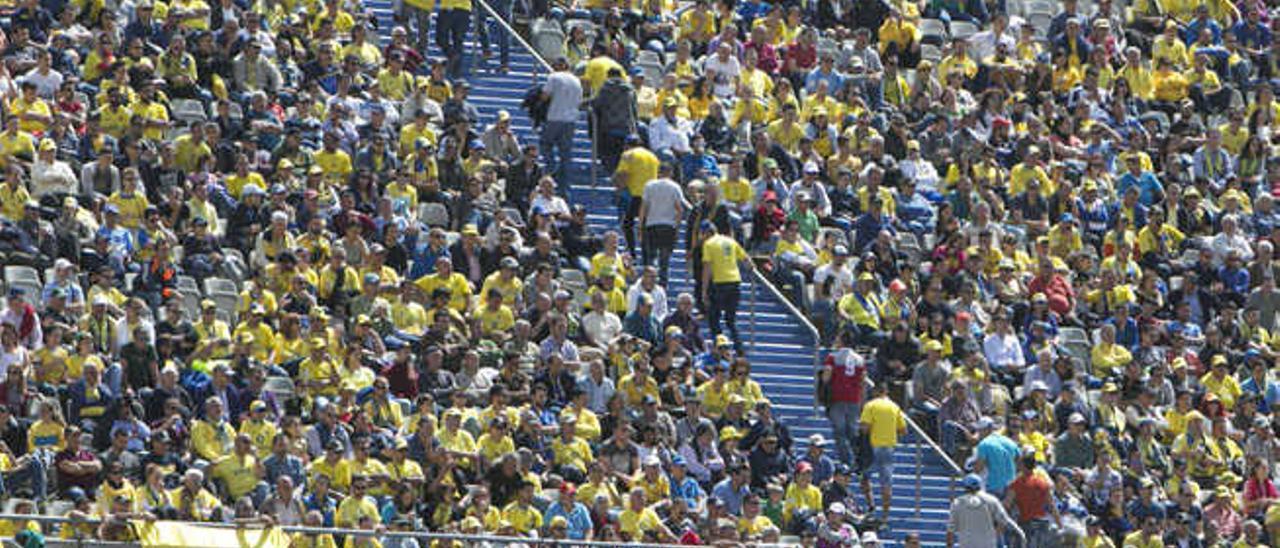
[860,531,880,543]
[54,258,73,270]
[809,433,827,446]
[828,502,846,515]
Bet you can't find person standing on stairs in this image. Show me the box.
[437,0,472,78]
[638,160,688,286]
[474,0,512,72]
[541,57,583,194]
[948,474,1024,548]
[860,382,905,521]
[614,135,659,255]
[593,65,638,173]
[699,221,754,354]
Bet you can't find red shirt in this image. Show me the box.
[825,350,864,404]
[1008,472,1052,522]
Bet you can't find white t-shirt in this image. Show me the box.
[21,68,63,99]
[640,178,687,227]
[703,55,741,98]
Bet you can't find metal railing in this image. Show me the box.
[748,269,822,418]
[0,513,802,548]
[903,408,964,515]
[475,0,553,74]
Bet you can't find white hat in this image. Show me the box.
[860,531,880,544]
[809,433,827,446]
[828,502,847,515]
[643,455,661,467]
[92,295,110,306]
[54,258,73,270]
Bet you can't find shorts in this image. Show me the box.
[869,446,894,485]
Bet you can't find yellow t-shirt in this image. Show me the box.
[616,147,660,197]
[702,234,748,284]
[860,397,905,448]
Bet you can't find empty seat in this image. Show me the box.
[177,275,200,295]
[919,18,948,46]
[264,376,296,400]
[204,277,238,296]
[3,266,40,285]
[950,20,979,40]
[532,27,566,62]
[172,99,207,124]
[419,203,450,228]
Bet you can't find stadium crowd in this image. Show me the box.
[2,0,1280,543]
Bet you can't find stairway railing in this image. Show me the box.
[475,0,553,73]
[748,269,822,417]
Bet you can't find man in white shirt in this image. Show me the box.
[638,162,688,285]
[814,246,855,301]
[627,266,670,322]
[21,50,63,98]
[530,176,571,220]
[647,99,692,156]
[703,42,742,98]
[982,310,1026,377]
[540,57,583,191]
[1212,214,1255,267]
[581,292,623,349]
[898,140,941,192]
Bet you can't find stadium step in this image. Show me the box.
[364,4,962,545]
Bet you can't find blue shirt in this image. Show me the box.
[1116,172,1164,206]
[671,476,705,507]
[544,501,593,540]
[976,433,1020,492]
[711,478,751,515]
[1241,376,1280,413]
[1233,20,1272,50]
[804,68,845,95]
[1219,266,1250,295]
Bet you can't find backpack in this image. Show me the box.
[522,85,549,129]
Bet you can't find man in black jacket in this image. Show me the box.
[591,65,637,172]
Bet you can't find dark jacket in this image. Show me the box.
[592,78,637,134]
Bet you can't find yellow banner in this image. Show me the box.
[133,521,291,548]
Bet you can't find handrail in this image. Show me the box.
[748,268,822,418]
[902,408,966,476]
[474,0,554,73]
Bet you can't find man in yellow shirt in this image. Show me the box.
[501,481,543,535]
[618,487,674,541]
[700,221,753,353]
[860,383,905,518]
[615,135,659,253]
[212,434,266,501]
[10,81,52,134]
[334,476,380,528]
[1201,355,1243,409]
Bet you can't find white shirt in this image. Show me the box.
[1212,231,1255,266]
[113,317,156,355]
[581,310,623,348]
[626,282,669,321]
[21,68,63,99]
[530,194,570,218]
[814,262,855,300]
[703,55,742,98]
[899,157,941,192]
[647,115,692,155]
[982,331,1025,370]
[31,159,79,199]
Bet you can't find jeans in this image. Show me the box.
[708,282,742,352]
[479,0,513,67]
[775,266,810,312]
[622,196,642,255]
[941,420,970,459]
[0,454,48,500]
[828,401,861,466]
[437,9,471,78]
[642,224,677,285]
[409,5,433,51]
[541,120,576,190]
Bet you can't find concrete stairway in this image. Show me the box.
[360,5,963,544]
